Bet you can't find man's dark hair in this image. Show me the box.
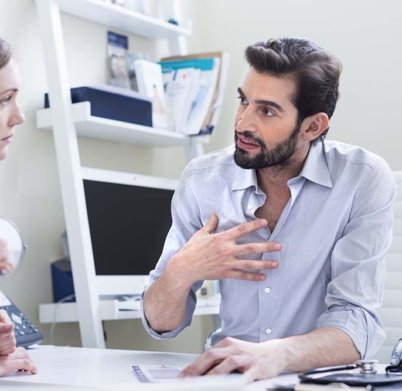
[0,37,13,70]
[245,37,342,139]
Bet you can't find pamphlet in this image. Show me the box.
[132,365,182,383]
[107,31,130,89]
[125,52,152,92]
[134,59,171,129]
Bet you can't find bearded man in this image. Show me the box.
[141,36,396,382]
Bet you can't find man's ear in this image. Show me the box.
[301,113,329,142]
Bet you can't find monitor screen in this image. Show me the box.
[81,167,178,296]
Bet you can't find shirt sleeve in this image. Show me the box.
[316,160,396,358]
[141,166,204,339]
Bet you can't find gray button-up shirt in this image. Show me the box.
[141,139,396,358]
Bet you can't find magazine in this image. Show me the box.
[134,59,171,130]
[125,52,152,92]
[107,31,130,89]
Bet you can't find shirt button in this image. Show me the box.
[247,204,253,210]
[265,327,272,335]
[264,286,271,293]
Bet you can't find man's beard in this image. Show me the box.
[234,124,301,170]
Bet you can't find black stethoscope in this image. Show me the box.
[299,359,402,387]
[298,340,402,387]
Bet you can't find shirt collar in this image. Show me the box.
[232,163,259,191]
[231,140,333,191]
[298,140,333,188]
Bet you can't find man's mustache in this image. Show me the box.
[235,131,265,148]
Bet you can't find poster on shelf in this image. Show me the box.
[107,31,130,89]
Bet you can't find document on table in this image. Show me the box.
[132,365,244,390]
[132,365,182,382]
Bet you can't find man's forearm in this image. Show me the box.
[143,260,194,333]
[282,326,360,372]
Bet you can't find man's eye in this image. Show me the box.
[262,107,275,117]
[237,96,248,105]
[1,96,12,106]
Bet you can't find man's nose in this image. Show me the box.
[235,106,256,133]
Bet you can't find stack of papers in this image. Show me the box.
[159,52,230,135]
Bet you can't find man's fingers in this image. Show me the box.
[179,347,233,378]
[234,259,279,271]
[235,242,281,256]
[225,269,267,281]
[242,368,259,384]
[202,213,219,234]
[223,259,279,280]
[205,354,249,376]
[224,219,268,241]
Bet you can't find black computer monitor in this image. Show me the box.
[82,167,178,296]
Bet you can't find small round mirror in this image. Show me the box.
[0,217,26,281]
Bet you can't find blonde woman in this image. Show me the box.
[0,37,37,376]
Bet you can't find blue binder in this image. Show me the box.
[44,85,153,127]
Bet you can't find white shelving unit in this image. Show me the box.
[37,101,210,148]
[35,0,216,348]
[39,300,219,324]
[57,0,192,40]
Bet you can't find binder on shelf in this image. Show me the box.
[159,55,221,136]
[161,51,229,136]
[44,85,153,127]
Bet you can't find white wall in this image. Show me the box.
[189,0,402,171]
[0,0,401,355]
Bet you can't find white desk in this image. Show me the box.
[0,346,299,390]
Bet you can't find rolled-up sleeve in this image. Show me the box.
[141,167,204,339]
[316,160,396,358]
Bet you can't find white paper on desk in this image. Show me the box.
[133,365,182,382]
[132,366,244,390]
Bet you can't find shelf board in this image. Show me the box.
[36,102,210,148]
[39,300,219,323]
[57,0,191,40]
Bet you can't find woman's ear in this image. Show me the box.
[301,113,329,142]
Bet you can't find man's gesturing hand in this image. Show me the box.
[167,213,281,288]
